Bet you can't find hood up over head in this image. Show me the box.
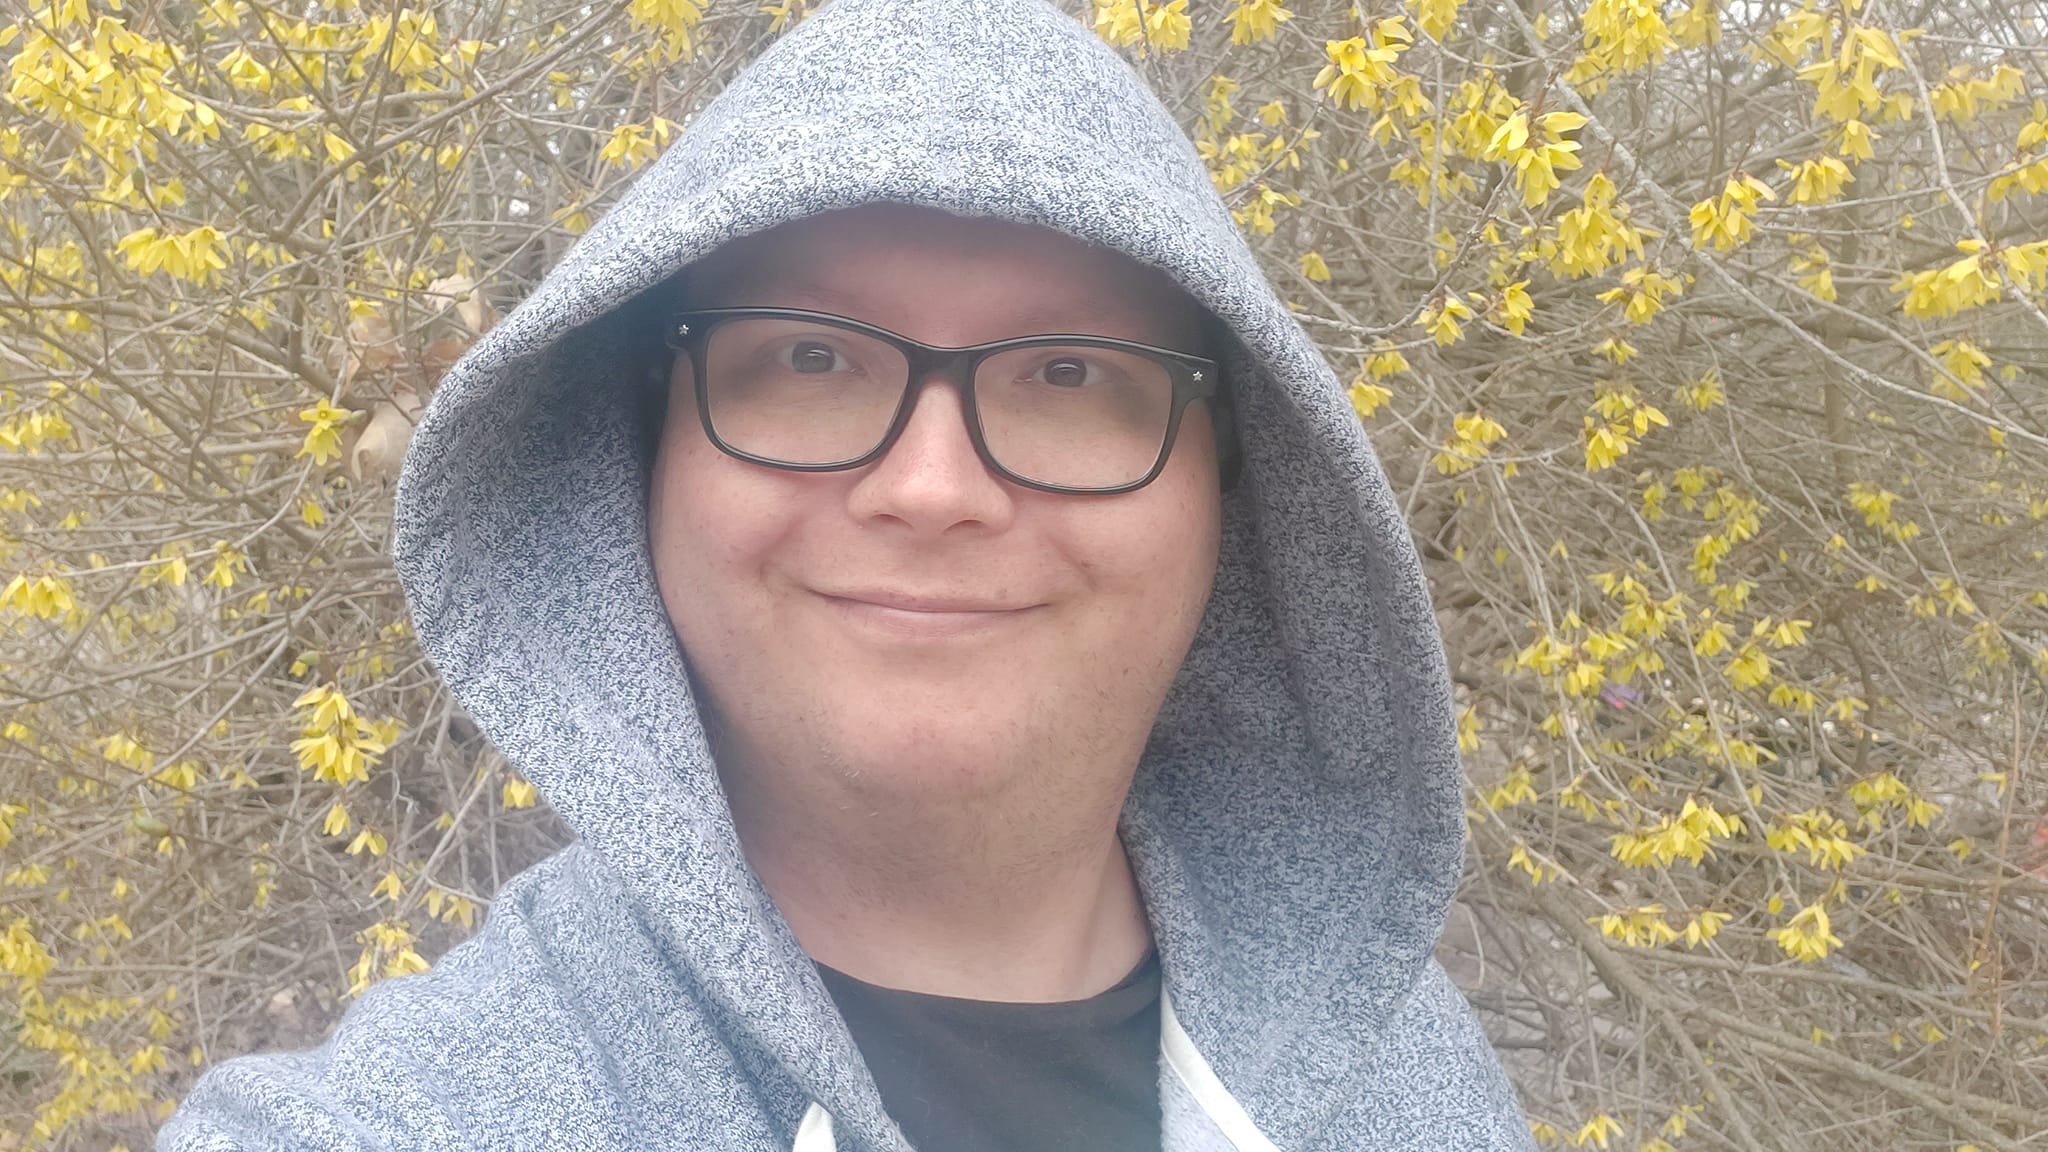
[160,1,1532,1149]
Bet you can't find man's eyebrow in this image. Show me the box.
[701,280,864,314]
[1002,302,1163,335]
[704,277,1188,342]
[832,285,1167,334]
[772,283,863,312]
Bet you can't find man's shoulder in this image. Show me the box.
[156,843,769,1151]
[1338,958,1537,1151]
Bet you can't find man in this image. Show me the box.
[160,1,1535,1149]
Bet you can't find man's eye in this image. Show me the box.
[783,340,851,373]
[1038,356,1094,388]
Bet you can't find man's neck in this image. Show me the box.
[723,760,1153,1003]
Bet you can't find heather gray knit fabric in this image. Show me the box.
[157,1,1535,1148]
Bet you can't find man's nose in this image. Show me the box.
[844,371,1015,534]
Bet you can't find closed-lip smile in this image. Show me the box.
[816,588,1040,636]
[823,589,1031,614]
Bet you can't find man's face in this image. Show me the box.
[648,203,1223,807]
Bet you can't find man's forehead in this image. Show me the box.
[680,205,1209,344]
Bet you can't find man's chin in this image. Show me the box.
[832,755,1023,800]
[813,710,1038,795]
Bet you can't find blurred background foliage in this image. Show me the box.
[2,0,2046,1146]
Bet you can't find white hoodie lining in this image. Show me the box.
[791,990,1279,1152]
[793,1098,835,1152]
[1158,989,1283,1152]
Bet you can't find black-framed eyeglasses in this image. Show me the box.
[662,307,1225,495]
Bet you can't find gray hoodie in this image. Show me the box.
[158,1,1535,1148]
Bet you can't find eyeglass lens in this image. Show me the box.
[699,316,1177,490]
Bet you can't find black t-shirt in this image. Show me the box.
[815,951,1163,1152]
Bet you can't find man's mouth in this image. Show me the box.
[815,589,1041,638]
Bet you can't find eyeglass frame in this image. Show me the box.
[661,306,1231,496]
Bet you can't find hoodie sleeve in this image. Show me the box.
[154,1044,451,1152]
[156,847,641,1152]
